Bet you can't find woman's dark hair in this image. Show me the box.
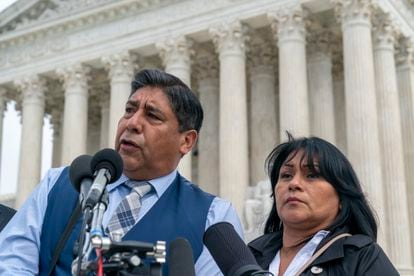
[130,68,203,133]
[264,133,378,240]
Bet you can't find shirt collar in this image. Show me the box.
[106,169,178,198]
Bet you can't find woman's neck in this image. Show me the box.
[278,229,316,276]
[282,228,317,248]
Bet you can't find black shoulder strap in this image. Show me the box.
[48,202,82,276]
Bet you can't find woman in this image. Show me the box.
[248,135,398,275]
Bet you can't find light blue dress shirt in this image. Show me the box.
[0,167,244,275]
[269,230,329,276]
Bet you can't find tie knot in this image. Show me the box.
[125,180,152,197]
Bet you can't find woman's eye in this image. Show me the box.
[307,173,320,179]
[280,173,292,179]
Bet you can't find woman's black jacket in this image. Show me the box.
[248,227,399,276]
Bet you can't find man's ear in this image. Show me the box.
[179,130,198,155]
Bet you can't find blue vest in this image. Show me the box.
[39,167,215,275]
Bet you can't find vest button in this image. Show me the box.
[310,266,323,274]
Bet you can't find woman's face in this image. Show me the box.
[275,151,340,232]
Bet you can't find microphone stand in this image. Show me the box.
[72,190,109,276]
[90,191,109,240]
[72,186,166,276]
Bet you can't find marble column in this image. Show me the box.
[248,32,278,185]
[57,64,89,165]
[0,88,6,181]
[307,25,336,144]
[100,92,110,149]
[14,75,45,207]
[157,36,193,181]
[102,51,134,148]
[332,0,386,248]
[194,47,220,195]
[396,37,414,259]
[372,14,413,274]
[268,5,310,138]
[210,21,249,217]
[332,45,347,153]
[51,108,63,168]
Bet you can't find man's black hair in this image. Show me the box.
[131,69,203,133]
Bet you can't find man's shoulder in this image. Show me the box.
[45,166,68,183]
[178,174,216,198]
[42,166,71,194]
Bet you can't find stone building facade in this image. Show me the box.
[0,0,413,273]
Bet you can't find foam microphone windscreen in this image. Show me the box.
[69,154,93,192]
[203,222,263,276]
[90,148,123,183]
[168,238,195,276]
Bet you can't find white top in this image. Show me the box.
[269,230,329,276]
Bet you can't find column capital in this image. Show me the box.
[56,64,90,93]
[14,75,45,106]
[331,0,377,26]
[101,50,135,80]
[396,37,414,68]
[372,11,399,51]
[194,45,219,81]
[267,5,309,44]
[248,29,277,69]
[156,36,194,68]
[209,20,249,55]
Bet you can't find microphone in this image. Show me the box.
[168,238,195,276]
[203,222,269,276]
[84,148,123,209]
[69,155,93,210]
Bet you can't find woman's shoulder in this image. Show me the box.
[248,232,281,252]
[333,234,399,275]
[342,233,374,248]
[248,232,282,269]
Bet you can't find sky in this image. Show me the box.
[0,0,54,195]
[0,0,17,11]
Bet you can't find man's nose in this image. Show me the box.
[126,111,143,133]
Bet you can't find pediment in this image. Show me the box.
[0,0,183,37]
[0,0,119,35]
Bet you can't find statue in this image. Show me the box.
[244,179,273,242]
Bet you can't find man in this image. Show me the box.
[0,69,243,275]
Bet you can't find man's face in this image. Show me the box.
[115,86,195,180]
